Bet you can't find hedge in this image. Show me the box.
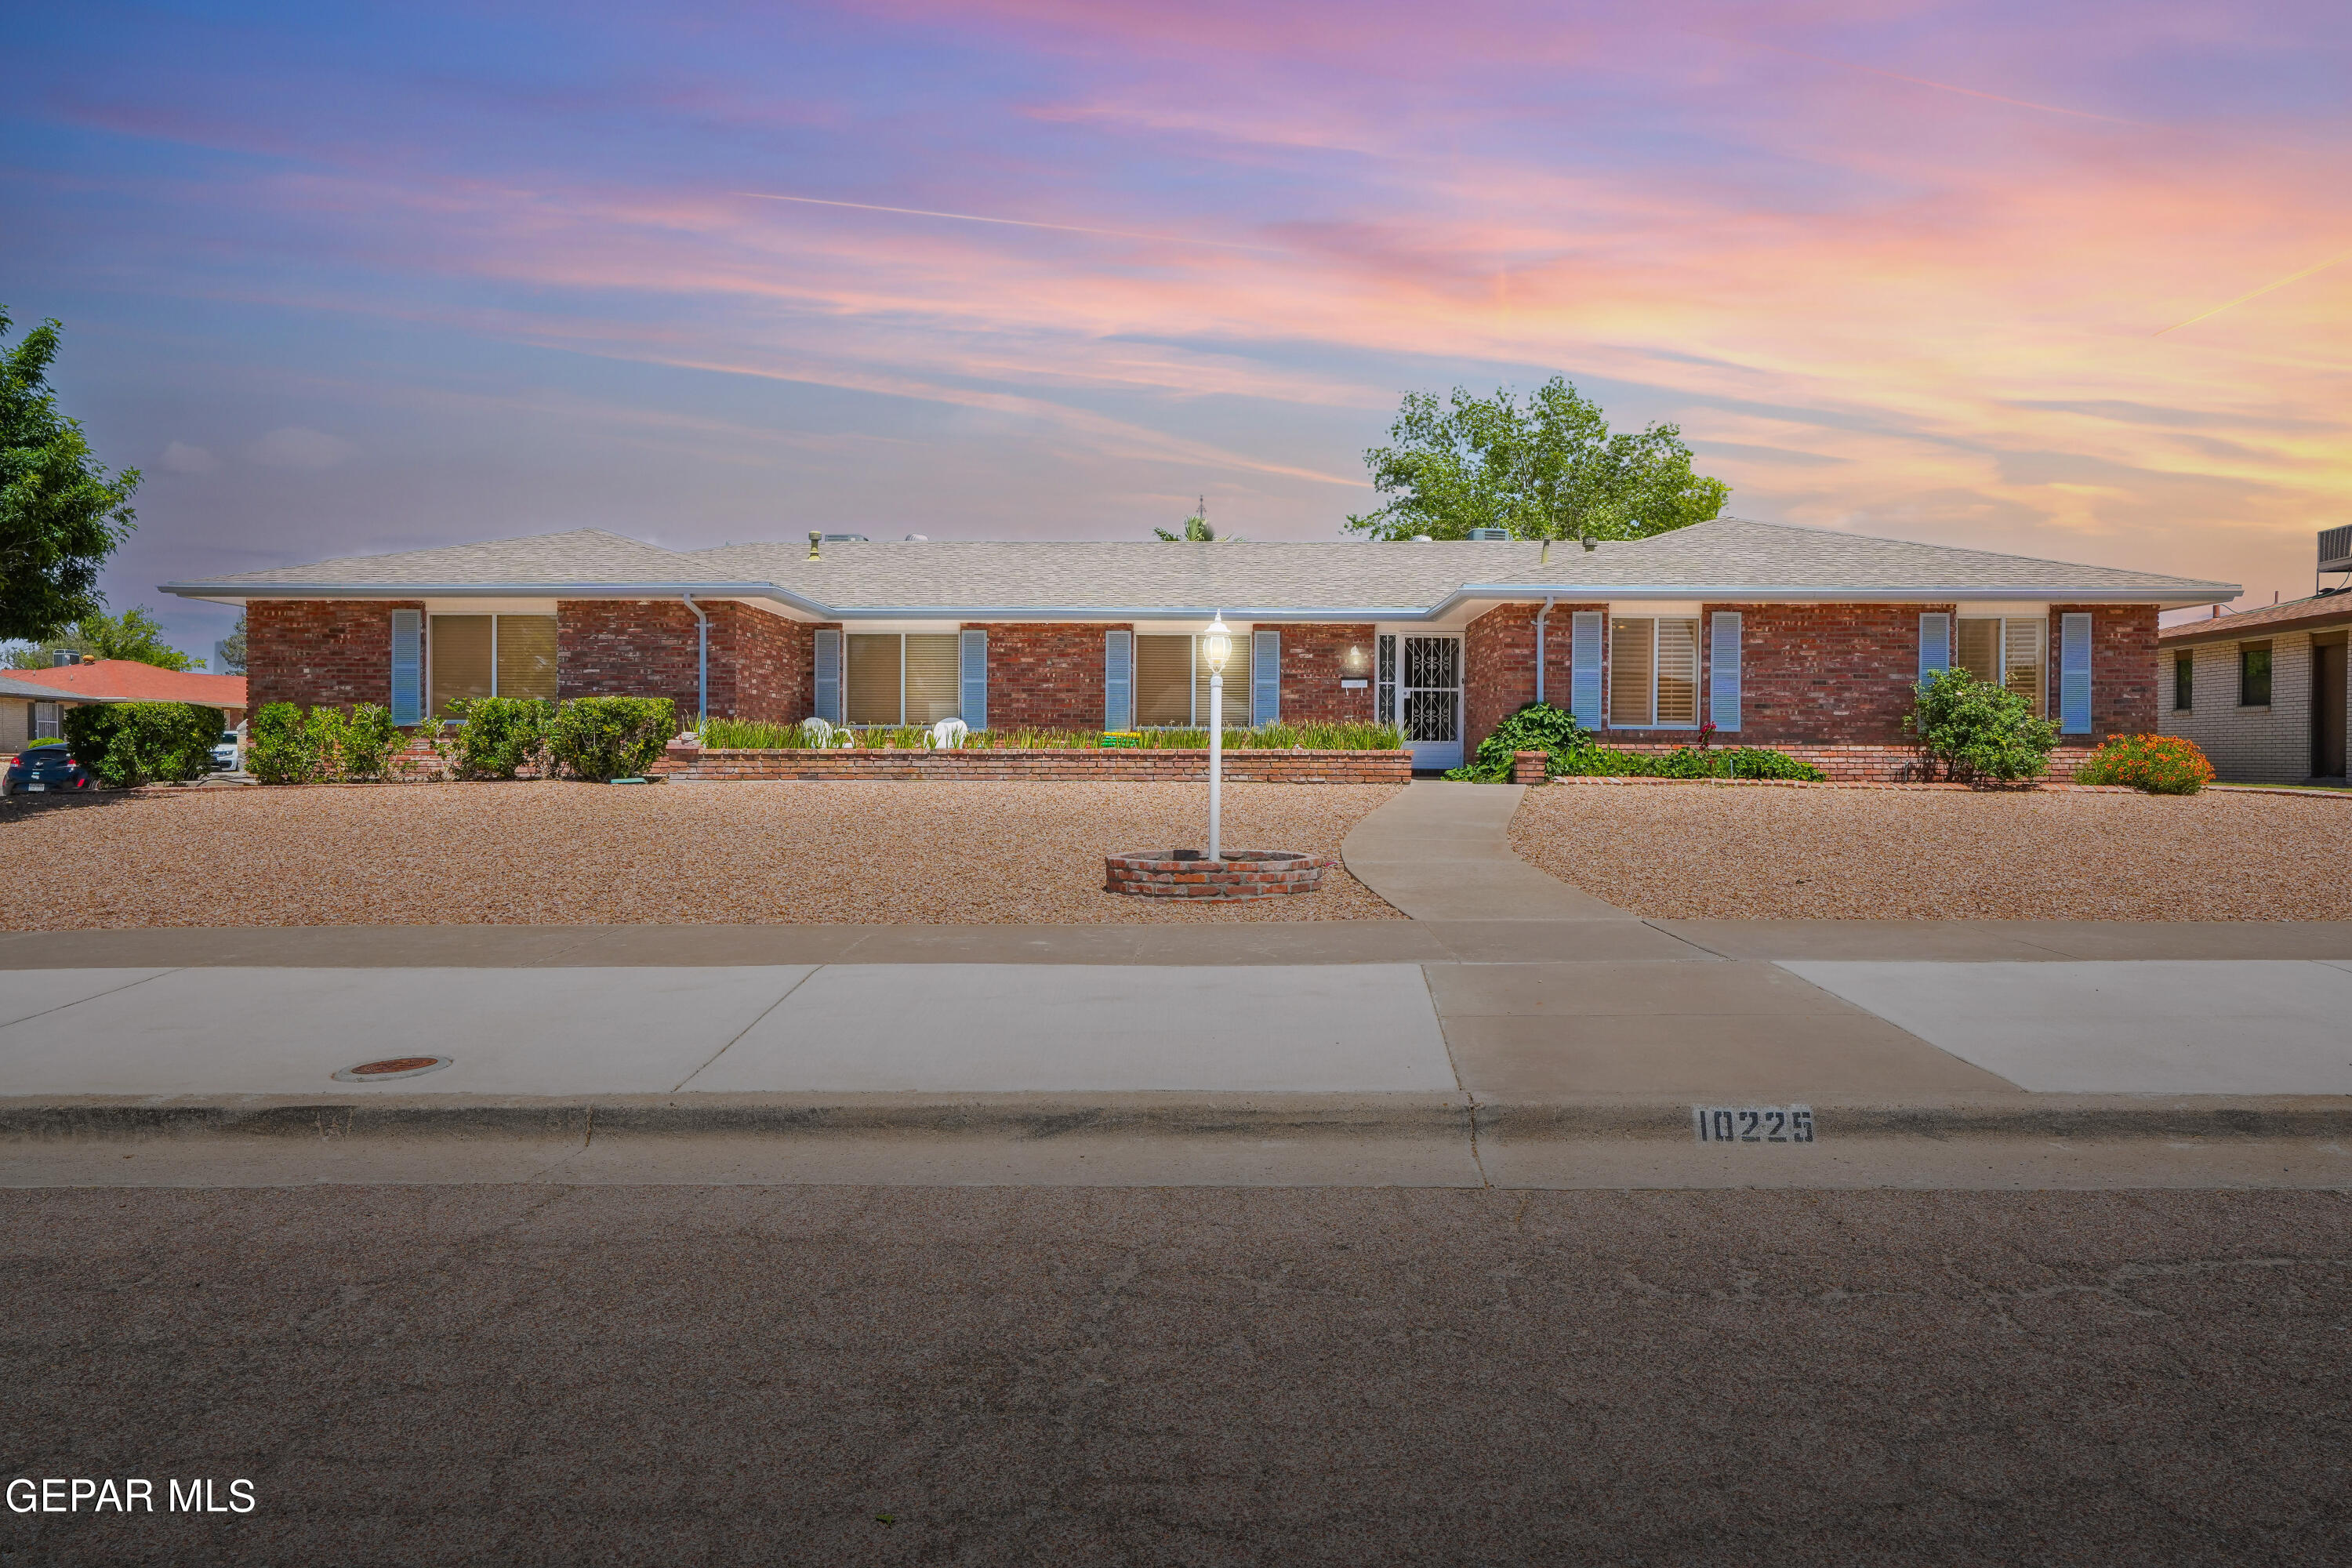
[61,702,223,787]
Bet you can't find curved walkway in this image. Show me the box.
[1340,779,1635,921]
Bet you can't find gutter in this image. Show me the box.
[1534,596,1555,705]
[158,579,2245,621]
[681,593,709,728]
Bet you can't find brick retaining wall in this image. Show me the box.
[666,747,1411,783]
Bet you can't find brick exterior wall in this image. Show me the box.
[2058,604,2158,742]
[1462,604,1594,750]
[666,747,1410,784]
[558,600,815,723]
[247,600,423,712]
[1258,622,1375,724]
[965,623,1116,730]
[2161,630,2348,783]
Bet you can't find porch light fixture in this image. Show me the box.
[1340,643,1370,677]
[1203,615,1232,861]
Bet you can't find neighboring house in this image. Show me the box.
[2158,530,2352,783]
[3,660,249,731]
[0,673,107,753]
[160,517,2233,775]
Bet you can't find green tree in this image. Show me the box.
[1345,378,1728,556]
[1153,495,1237,542]
[1,307,140,642]
[216,610,246,673]
[8,604,195,670]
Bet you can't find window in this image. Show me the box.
[844,633,962,726]
[2240,642,2272,707]
[2174,652,2194,711]
[1132,633,1235,727]
[1955,617,2046,717]
[1607,617,1700,728]
[31,701,60,739]
[427,614,557,714]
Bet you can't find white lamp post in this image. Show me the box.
[1202,615,1233,862]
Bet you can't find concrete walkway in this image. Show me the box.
[1341,779,1637,921]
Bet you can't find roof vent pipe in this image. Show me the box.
[681,593,709,731]
[808,531,822,561]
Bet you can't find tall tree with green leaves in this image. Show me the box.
[216,609,246,673]
[1345,378,1727,556]
[1,307,140,642]
[9,605,196,671]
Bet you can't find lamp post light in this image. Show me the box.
[1202,614,1233,862]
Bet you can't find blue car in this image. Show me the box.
[3,743,94,797]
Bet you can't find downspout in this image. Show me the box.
[681,593,709,732]
[1534,595,1557,706]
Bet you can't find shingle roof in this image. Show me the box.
[162,516,2235,616]
[2158,592,2352,647]
[0,673,111,702]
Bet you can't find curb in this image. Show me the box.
[8,1094,2352,1145]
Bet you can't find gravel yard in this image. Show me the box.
[1509,782,2352,921]
[1,781,1405,928]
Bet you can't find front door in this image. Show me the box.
[2314,640,2347,780]
[1399,634,1463,771]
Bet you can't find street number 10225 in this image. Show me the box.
[1693,1105,1815,1145]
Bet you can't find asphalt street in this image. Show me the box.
[6,1184,2350,1566]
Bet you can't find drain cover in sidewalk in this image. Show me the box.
[332,1055,452,1083]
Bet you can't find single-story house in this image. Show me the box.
[2158,529,2351,783]
[0,659,248,748]
[161,517,2234,775]
[0,673,107,752]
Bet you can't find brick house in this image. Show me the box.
[162,517,2233,778]
[2157,531,2351,784]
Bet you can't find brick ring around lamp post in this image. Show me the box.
[1103,849,1332,898]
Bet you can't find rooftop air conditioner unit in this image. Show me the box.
[2321,524,2352,576]
[1465,528,1510,540]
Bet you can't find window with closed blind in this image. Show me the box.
[1134,634,1195,726]
[1607,617,1699,728]
[844,633,963,726]
[428,614,557,715]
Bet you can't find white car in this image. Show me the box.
[212,730,241,772]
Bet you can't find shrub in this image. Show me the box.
[550,696,677,781]
[336,703,401,781]
[60,702,223,787]
[1905,668,2059,783]
[1447,702,1606,781]
[246,702,318,784]
[2074,733,2213,795]
[448,697,550,780]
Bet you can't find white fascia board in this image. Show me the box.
[1434,583,2241,616]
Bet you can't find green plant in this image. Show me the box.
[246,701,318,784]
[550,696,677,781]
[303,704,349,780]
[2074,733,2213,795]
[336,703,401,781]
[1,305,140,644]
[60,701,220,786]
[448,696,550,779]
[1905,668,2059,783]
[1446,702,1605,781]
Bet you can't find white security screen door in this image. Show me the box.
[1399,634,1463,770]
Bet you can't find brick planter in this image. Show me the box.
[1103,850,1330,898]
[663,748,1410,784]
[1511,750,1548,784]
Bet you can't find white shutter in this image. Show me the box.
[1251,630,1280,726]
[958,630,988,731]
[1918,612,1951,681]
[1104,630,1132,731]
[1570,612,1603,728]
[1709,612,1741,732]
[2060,612,2092,734]
[389,610,423,726]
[812,630,842,724]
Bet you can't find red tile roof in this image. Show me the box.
[5,660,248,706]
[2158,593,2352,648]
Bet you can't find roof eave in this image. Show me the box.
[1436,583,2240,616]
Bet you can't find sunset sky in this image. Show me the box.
[8,0,2347,653]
